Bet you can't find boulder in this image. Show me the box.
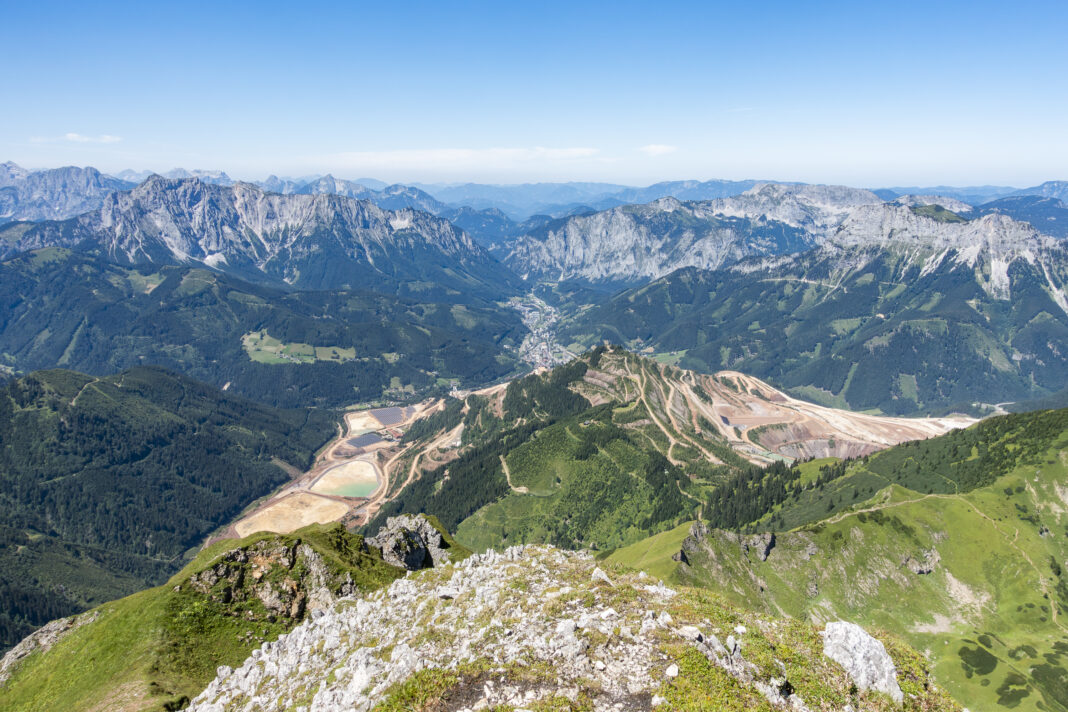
[367,514,452,570]
[821,621,903,703]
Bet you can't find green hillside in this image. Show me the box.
[0,249,525,408]
[607,408,1068,712]
[0,523,404,712]
[366,350,714,551]
[562,247,1068,414]
[0,366,336,652]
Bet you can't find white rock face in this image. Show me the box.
[709,183,884,235]
[503,194,816,283]
[822,621,903,704]
[502,181,1068,296]
[3,177,496,291]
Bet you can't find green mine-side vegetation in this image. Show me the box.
[608,407,1068,712]
[368,350,696,552]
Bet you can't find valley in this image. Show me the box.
[227,403,435,538]
[2,168,1068,712]
[509,292,578,368]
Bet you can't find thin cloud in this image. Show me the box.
[331,146,599,170]
[639,144,677,157]
[30,133,123,144]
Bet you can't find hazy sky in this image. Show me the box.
[5,0,1067,186]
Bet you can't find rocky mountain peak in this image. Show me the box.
[0,161,31,185]
[707,182,884,235]
[891,194,973,213]
[0,163,134,223]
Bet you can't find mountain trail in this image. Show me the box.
[822,489,1065,629]
[68,378,101,407]
[499,455,529,495]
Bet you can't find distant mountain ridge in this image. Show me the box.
[501,183,884,283]
[501,182,1068,287]
[0,162,133,223]
[0,176,519,298]
[497,195,817,285]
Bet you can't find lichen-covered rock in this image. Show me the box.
[822,620,904,703]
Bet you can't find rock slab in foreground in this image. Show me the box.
[822,620,904,703]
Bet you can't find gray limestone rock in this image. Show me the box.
[822,621,903,704]
[367,514,453,570]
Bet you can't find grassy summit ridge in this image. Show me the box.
[606,407,1068,712]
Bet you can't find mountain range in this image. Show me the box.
[561,220,1068,414]
[0,175,517,299]
[4,159,1068,712]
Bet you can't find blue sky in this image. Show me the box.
[5,0,1067,186]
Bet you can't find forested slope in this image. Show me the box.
[0,366,336,651]
[0,248,525,407]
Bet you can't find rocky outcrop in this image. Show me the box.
[182,537,368,623]
[186,545,945,712]
[366,514,454,570]
[0,610,98,686]
[902,548,941,575]
[681,522,776,564]
[822,621,904,703]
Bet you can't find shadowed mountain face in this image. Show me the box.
[0,176,522,300]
